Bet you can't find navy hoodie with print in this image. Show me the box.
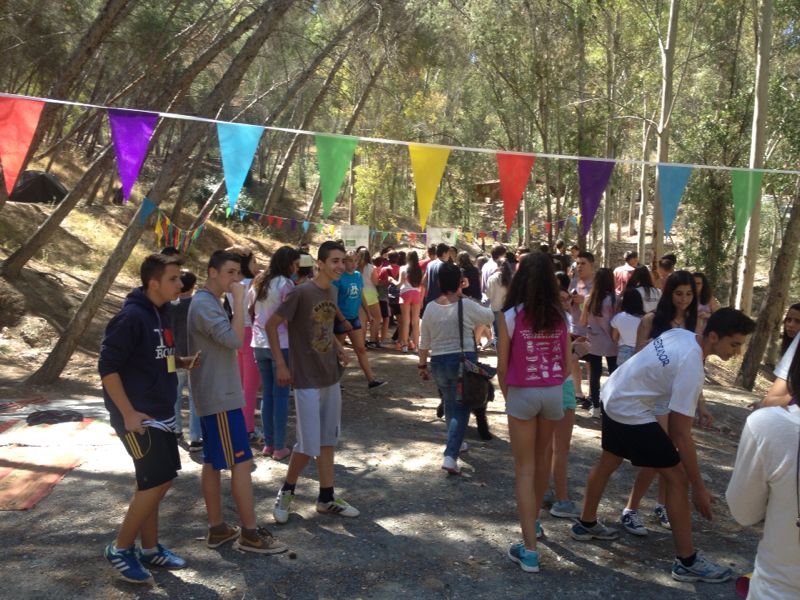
[99,287,177,432]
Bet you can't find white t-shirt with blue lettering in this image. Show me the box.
[601,328,705,425]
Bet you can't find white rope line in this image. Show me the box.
[2,91,798,176]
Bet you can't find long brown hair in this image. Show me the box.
[587,268,615,316]
[502,252,563,332]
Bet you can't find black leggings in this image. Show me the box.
[585,354,617,408]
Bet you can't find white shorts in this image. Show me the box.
[293,384,342,457]
[505,384,564,421]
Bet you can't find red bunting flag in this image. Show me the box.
[276,217,284,228]
[545,222,552,233]
[267,215,274,227]
[0,97,45,194]
[496,152,536,232]
[410,232,417,242]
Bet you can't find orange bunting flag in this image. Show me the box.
[0,97,45,194]
[496,152,535,232]
[408,144,450,230]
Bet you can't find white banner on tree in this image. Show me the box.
[426,227,458,246]
[339,224,370,250]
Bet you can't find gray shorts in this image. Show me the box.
[506,384,564,421]
[293,383,342,457]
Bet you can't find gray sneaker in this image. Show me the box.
[620,509,648,536]
[671,552,733,583]
[570,520,619,541]
[550,500,581,519]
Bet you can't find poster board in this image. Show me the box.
[339,224,370,250]
[426,227,458,246]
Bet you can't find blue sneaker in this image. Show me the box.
[535,520,544,539]
[138,543,187,569]
[104,543,152,583]
[570,520,619,541]
[508,543,539,573]
[654,504,672,530]
[671,553,733,583]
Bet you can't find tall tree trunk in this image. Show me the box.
[736,187,800,389]
[171,133,212,223]
[0,1,290,278]
[735,0,773,313]
[652,0,681,263]
[637,122,653,260]
[27,3,293,385]
[302,54,387,224]
[262,48,350,214]
[20,0,138,168]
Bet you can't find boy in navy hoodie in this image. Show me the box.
[99,253,193,583]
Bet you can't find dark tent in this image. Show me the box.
[9,170,68,204]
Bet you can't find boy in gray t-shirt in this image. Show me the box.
[266,241,360,523]
[188,250,286,556]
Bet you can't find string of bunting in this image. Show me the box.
[227,204,581,246]
[0,91,788,243]
[140,197,208,252]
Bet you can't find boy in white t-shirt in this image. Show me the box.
[570,308,755,584]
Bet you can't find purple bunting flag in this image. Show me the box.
[108,109,159,202]
[578,160,615,235]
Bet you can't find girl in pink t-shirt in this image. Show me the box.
[497,252,570,573]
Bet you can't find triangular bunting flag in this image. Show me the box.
[315,134,359,219]
[731,169,764,242]
[107,109,158,202]
[303,220,310,233]
[658,164,692,236]
[408,144,450,230]
[217,122,264,211]
[496,153,535,231]
[578,159,615,235]
[138,197,158,224]
[267,215,274,227]
[465,232,473,244]
[0,97,45,194]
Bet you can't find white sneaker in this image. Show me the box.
[459,441,469,453]
[273,490,294,524]
[442,456,460,474]
[316,498,360,518]
[591,406,601,419]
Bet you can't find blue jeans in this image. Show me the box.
[175,369,201,442]
[430,352,476,459]
[617,344,635,365]
[254,347,290,449]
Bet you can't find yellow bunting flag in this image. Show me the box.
[329,224,336,236]
[530,223,538,235]
[408,144,450,230]
[154,215,163,239]
[465,231,473,244]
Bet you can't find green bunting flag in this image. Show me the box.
[731,169,764,243]
[315,134,359,219]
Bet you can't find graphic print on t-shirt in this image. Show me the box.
[521,329,563,381]
[311,300,337,353]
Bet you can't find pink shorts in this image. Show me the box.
[400,289,421,305]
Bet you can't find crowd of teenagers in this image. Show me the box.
[98,239,800,597]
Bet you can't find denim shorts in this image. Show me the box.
[334,316,362,334]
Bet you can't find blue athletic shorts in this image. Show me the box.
[200,408,253,470]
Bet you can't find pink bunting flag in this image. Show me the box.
[496,153,536,231]
[0,97,45,194]
[108,109,159,202]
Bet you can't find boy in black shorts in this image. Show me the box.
[99,253,190,583]
[570,308,755,584]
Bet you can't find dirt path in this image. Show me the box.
[0,348,762,599]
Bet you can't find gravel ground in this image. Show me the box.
[0,350,762,599]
